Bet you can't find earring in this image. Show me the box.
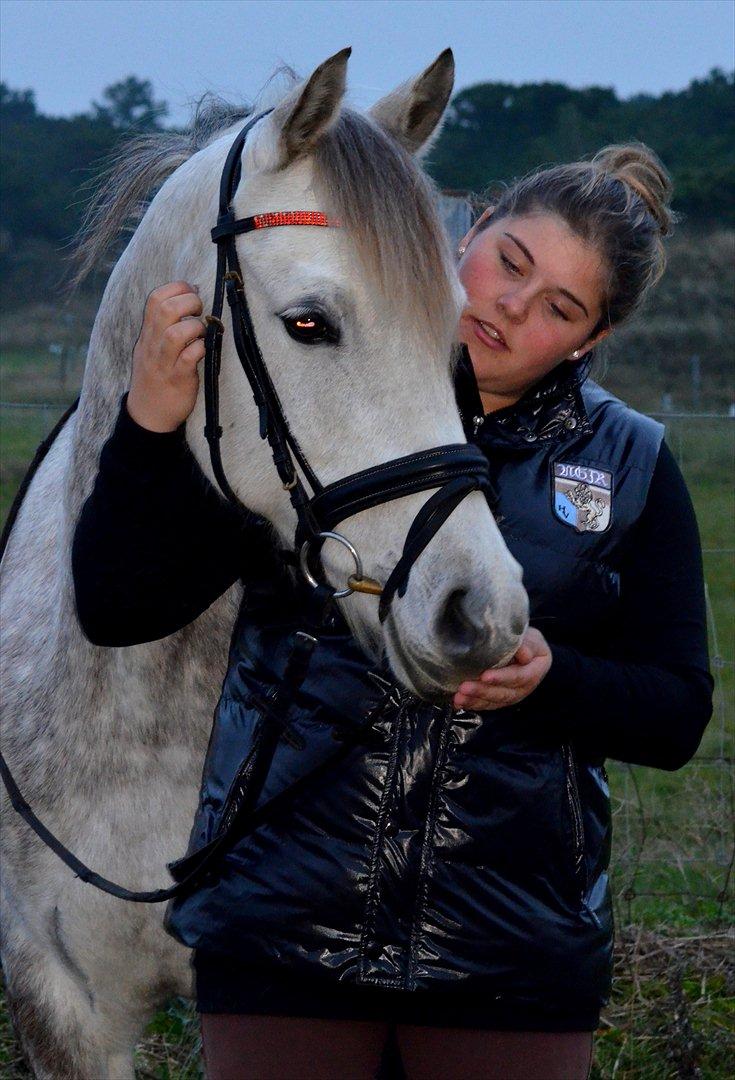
[571,350,581,359]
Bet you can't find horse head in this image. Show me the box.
[90,49,529,698]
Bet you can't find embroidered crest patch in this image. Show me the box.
[552,461,612,532]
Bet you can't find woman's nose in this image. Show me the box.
[497,290,528,323]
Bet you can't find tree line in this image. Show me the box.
[429,69,734,227]
[0,69,732,305]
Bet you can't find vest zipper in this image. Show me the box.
[217,716,268,836]
[472,415,484,436]
[404,703,455,990]
[562,744,586,889]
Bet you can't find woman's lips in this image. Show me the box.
[469,315,509,351]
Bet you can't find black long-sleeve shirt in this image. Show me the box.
[72,392,713,771]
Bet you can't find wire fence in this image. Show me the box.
[607,411,734,931]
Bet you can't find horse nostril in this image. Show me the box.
[438,589,481,653]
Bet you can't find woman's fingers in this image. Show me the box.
[145,280,200,313]
[480,662,540,690]
[162,316,205,357]
[128,281,206,432]
[143,285,202,347]
[454,687,518,711]
[175,334,206,370]
[157,290,203,329]
[513,644,534,665]
[172,319,207,375]
[453,656,549,711]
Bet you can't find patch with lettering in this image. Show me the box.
[552,461,612,533]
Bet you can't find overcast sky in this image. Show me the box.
[1,0,733,125]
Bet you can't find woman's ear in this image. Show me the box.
[567,326,613,362]
[458,206,495,257]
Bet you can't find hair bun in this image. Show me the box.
[592,142,674,235]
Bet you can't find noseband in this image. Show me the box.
[204,112,495,621]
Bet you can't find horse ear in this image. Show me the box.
[272,47,351,167]
[369,49,455,157]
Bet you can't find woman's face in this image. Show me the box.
[457,211,610,411]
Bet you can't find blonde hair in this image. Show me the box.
[479,141,676,336]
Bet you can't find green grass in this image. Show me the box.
[0,347,86,406]
[592,969,734,1077]
[134,1000,203,1080]
[0,404,70,522]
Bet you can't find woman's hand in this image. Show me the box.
[452,627,552,711]
[127,281,206,433]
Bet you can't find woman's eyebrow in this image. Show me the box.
[504,232,589,317]
[504,232,535,265]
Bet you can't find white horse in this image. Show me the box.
[0,49,527,1078]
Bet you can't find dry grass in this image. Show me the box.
[3,930,733,1078]
[593,928,735,1079]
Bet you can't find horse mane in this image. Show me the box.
[61,93,254,295]
[62,82,458,344]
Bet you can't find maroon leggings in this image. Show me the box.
[200,1014,593,1079]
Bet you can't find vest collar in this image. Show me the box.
[465,347,594,449]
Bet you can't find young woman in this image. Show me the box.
[72,143,712,1079]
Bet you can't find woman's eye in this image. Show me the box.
[496,250,518,272]
[549,303,570,321]
[281,312,340,345]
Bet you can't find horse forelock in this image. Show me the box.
[313,110,461,347]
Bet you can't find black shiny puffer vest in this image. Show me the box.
[164,356,664,1026]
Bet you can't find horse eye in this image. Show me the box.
[282,312,340,345]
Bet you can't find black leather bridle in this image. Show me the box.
[0,109,498,905]
[203,111,496,622]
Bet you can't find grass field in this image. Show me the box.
[1,350,733,1078]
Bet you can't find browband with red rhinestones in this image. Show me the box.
[254,211,337,230]
[211,210,339,242]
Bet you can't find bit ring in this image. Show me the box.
[299,531,363,599]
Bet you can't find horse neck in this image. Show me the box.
[64,178,212,520]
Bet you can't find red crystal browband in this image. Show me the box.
[211,211,339,242]
[253,211,338,230]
